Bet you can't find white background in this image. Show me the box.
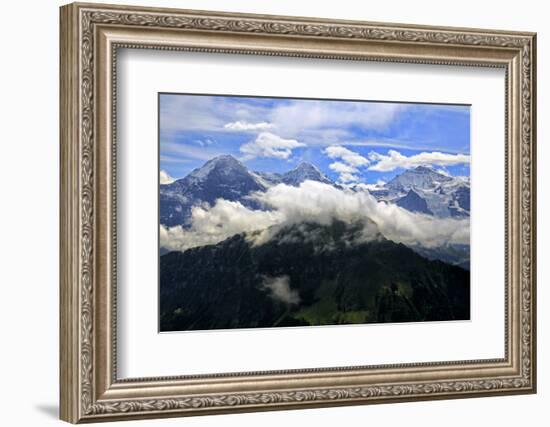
[118,50,504,377]
[0,0,546,426]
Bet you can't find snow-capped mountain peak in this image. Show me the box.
[187,154,247,181]
[160,156,470,229]
[160,155,267,227]
[386,165,453,191]
[281,162,332,186]
[370,166,470,218]
[160,158,338,227]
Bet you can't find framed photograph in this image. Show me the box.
[60,2,537,423]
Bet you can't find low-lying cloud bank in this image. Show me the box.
[160,181,469,252]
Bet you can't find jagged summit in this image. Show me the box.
[207,154,241,164]
[160,154,469,228]
[281,161,332,186]
[386,165,452,191]
[414,165,437,173]
[160,155,266,227]
[160,156,338,227]
[294,161,321,172]
[368,165,469,218]
[186,154,246,180]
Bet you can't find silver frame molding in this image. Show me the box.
[60,2,537,423]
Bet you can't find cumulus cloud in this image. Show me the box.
[262,275,300,305]
[338,171,360,183]
[224,121,274,131]
[369,149,470,172]
[160,170,175,184]
[325,145,370,167]
[240,132,306,160]
[324,145,369,182]
[327,162,358,182]
[329,161,357,175]
[160,181,469,253]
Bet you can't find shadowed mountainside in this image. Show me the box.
[160,220,470,331]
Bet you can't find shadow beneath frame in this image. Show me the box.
[35,404,58,419]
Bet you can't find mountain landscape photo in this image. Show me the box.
[158,93,471,332]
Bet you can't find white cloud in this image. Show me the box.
[240,132,306,160]
[340,139,466,153]
[160,181,469,253]
[262,275,300,305]
[160,95,406,140]
[324,145,370,167]
[224,121,274,131]
[160,199,283,252]
[329,161,357,174]
[325,145,369,182]
[352,180,386,191]
[270,101,405,138]
[369,149,470,172]
[329,162,360,183]
[160,94,273,133]
[338,171,360,183]
[435,168,451,177]
[160,170,175,184]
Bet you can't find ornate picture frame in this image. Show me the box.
[60,2,536,423]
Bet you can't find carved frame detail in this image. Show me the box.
[60,2,536,423]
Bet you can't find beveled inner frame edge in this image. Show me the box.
[97,24,520,394]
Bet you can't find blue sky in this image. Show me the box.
[159,93,470,185]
